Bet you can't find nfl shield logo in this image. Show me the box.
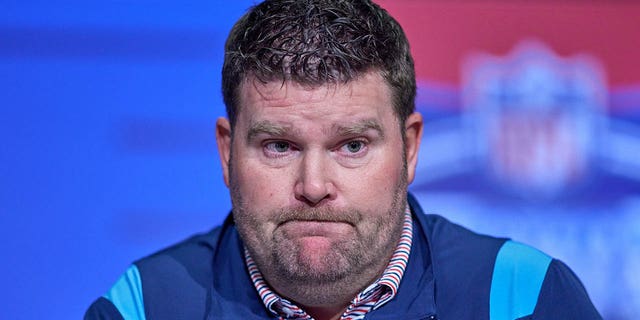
[462,40,607,198]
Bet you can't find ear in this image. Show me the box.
[215,117,232,187]
[404,112,423,184]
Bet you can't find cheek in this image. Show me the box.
[233,158,294,205]
[339,157,404,206]
[364,149,405,184]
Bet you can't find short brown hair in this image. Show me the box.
[222,0,416,128]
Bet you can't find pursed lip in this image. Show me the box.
[278,220,353,237]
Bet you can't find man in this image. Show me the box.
[86,0,601,319]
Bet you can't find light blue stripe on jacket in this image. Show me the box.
[104,265,146,320]
[490,240,552,320]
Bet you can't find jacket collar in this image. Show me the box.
[365,193,437,319]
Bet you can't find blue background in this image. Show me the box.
[1,1,249,318]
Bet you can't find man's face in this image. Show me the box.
[216,72,422,294]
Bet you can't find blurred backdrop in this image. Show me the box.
[1,1,638,319]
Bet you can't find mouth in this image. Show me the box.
[279,220,353,238]
[279,217,354,226]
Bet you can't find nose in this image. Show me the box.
[294,150,336,206]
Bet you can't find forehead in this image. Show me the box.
[236,72,395,122]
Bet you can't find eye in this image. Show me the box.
[345,141,364,153]
[338,139,368,157]
[266,141,290,153]
[263,140,297,158]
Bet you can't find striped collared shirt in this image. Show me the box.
[244,205,413,320]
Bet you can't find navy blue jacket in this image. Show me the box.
[85,195,601,319]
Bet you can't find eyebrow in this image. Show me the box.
[245,118,385,143]
[334,119,385,139]
[246,120,293,143]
